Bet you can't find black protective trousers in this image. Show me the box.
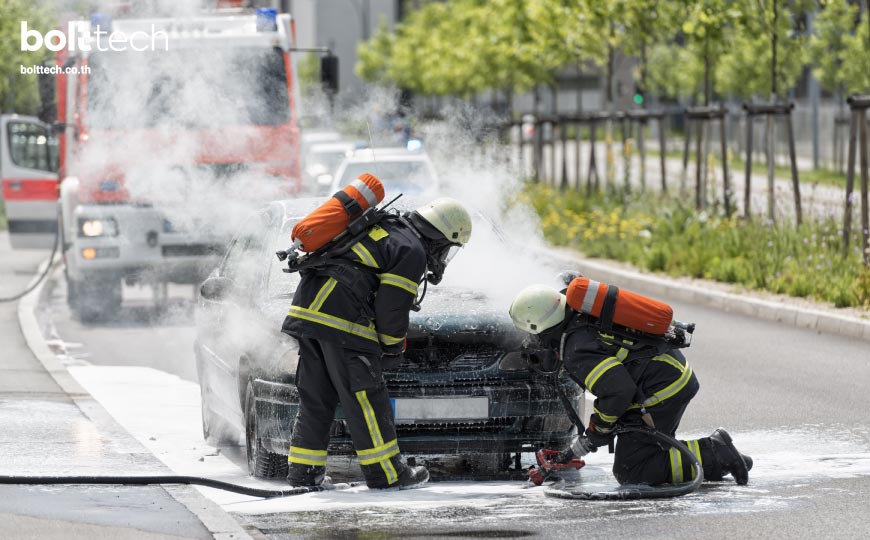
[610,373,703,485]
[288,336,405,488]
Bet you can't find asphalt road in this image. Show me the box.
[0,233,217,540]
[35,253,870,540]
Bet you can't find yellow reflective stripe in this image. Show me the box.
[687,439,703,478]
[584,356,621,392]
[355,390,383,446]
[368,225,389,241]
[355,390,398,484]
[378,273,418,295]
[357,439,398,456]
[669,447,683,483]
[357,439,400,465]
[308,278,337,311]
[287,306,378,342]
[652,353,685,373]
[593,406,619,424]
[378,333,404,346]
[351,242,379,268]
[288,446,328,466]
[642,364,693,408]
[616,347,628,362]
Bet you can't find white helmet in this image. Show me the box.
[414,197,472,246]
[509,285,567,334]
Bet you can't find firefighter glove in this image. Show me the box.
[585,414,616,448]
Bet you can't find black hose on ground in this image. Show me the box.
[0,225,59,303]
[0,475,364,498]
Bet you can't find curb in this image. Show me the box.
[562,253,870,343]
[16,260,254,540]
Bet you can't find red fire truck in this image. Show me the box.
[2,8,309,321]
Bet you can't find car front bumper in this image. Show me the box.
[251,377,583,456]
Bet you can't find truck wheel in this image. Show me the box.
[70,276,121,323]
[245,379,289,479]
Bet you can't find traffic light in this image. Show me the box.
[633,84,645,106]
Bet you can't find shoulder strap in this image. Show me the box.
[598,285,619,331]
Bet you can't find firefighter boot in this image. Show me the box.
[287,463,331,488]
[367,456,430,490]
[709,428,750,485]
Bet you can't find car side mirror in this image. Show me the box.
[200,276,234,301]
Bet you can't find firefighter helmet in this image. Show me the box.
[509,285,567,334]
[413,198,472,246]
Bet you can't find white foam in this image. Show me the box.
[69,365,870,515]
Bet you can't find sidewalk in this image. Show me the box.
[0,232,250,540]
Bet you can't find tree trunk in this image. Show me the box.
[772,0,778,98]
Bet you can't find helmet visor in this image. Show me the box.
[442,244,462,265]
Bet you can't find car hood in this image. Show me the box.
[407,286,524,347]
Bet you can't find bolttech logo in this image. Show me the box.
[21,21,169,53]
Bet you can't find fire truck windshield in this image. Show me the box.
[86,47,290,130]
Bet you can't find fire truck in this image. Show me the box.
[1,8,321,321]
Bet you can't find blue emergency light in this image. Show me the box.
[256,8,278,32]
[407,139,423,152]
[90,13,112,33]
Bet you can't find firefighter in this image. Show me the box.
[282,198,472,489]
[508,284,752,486]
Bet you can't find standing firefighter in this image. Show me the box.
[508,280,752,487]
[282,196,472,489]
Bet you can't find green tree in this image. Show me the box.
[0,0,55,113]
[808,0,859,96]
[839,2,870,94]
[619,0,682,103]
[356,20,394,85]
[717,0,810,100]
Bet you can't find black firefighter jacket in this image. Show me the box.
[281,218,427,355]
[557,313,696,432]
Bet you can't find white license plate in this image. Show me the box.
[392,397,489,423]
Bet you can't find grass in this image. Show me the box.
[520,184,870,309]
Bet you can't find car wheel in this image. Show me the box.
[244,379,289,479]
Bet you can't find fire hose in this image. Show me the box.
[0,224,60,303]
[528,370,703,500]
[0,474,364,498]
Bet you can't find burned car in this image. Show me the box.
[195,198,583,479]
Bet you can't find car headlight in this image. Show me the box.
[498,351,530,372]
[78,217,118,237]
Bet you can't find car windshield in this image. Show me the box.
[339,160,433,192]
[87,47,289,130]
[307,151,347,174]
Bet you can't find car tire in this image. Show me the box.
[245,379,289,479]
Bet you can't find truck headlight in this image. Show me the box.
[78,217,118,237]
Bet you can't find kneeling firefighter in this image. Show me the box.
[282,187,472,490]
[508,280,752,486]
